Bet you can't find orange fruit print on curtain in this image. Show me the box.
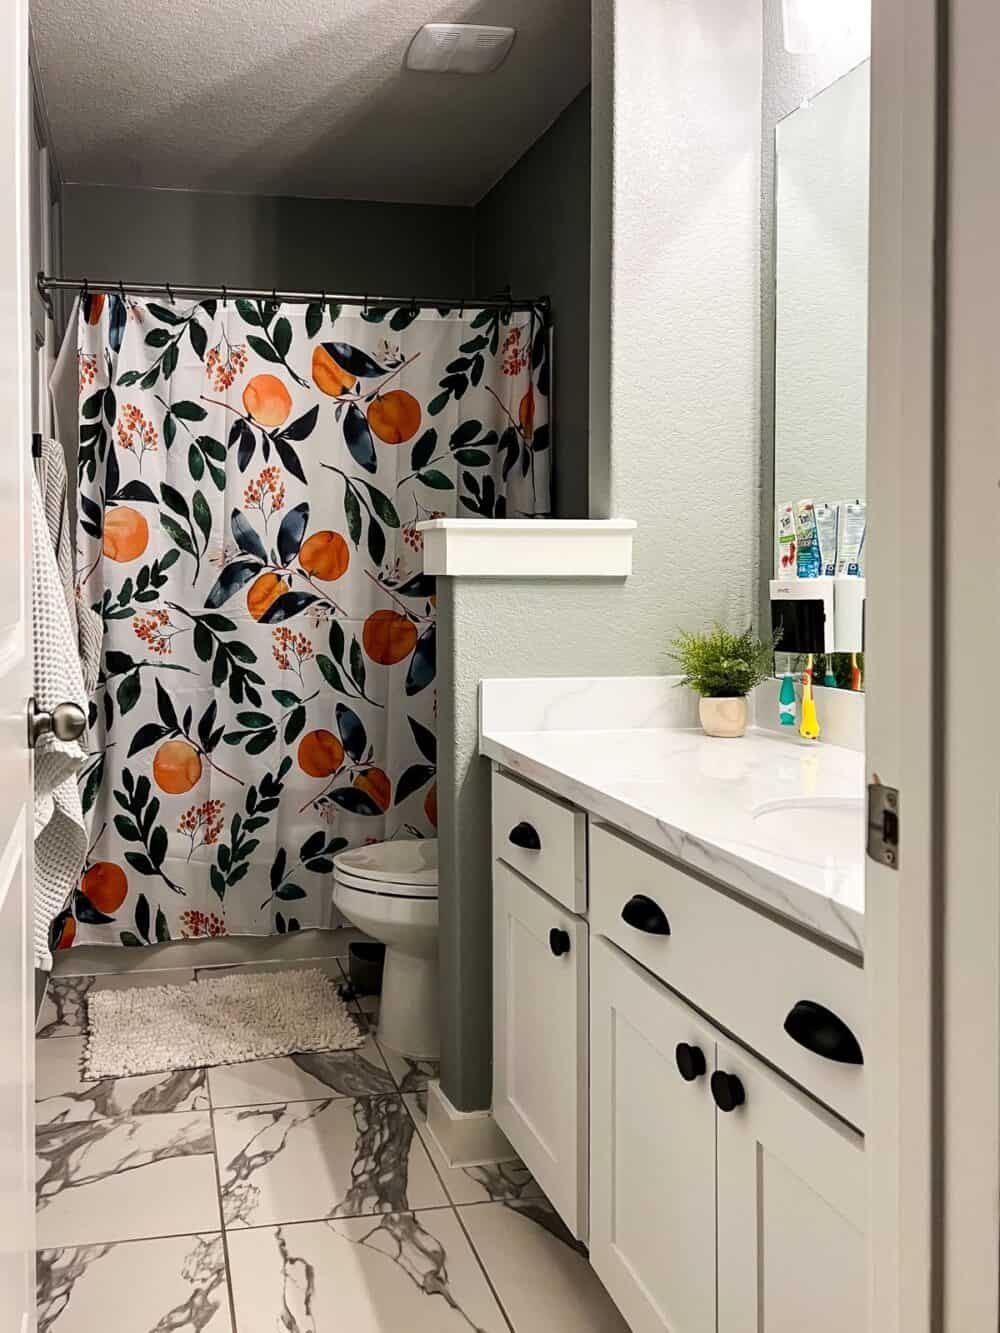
[68,295,551,948]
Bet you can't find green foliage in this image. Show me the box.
[668,624,779,699]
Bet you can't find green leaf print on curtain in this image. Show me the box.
[59,295,551,951]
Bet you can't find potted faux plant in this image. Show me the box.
[669,624,778,738]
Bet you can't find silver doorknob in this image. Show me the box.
[28,698,87,748]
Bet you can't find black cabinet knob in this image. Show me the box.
[621,894,671,936]
[549,928,571,957]
[783,1000,864,1065]
[675,1043,707,1082]
[711,1070,746,1113]
[509,821,541,851]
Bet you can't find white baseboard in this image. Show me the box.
[51,926,368,977]
[425,1080,518,1168]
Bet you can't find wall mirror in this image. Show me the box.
[768,58,870,689]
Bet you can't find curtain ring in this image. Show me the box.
[363,292,369,315]
[118,280,126,302]
[221,285,227,307]
[271,287,277,306]
[81,279,88,300]
[410,296,418,318]
[459,298,465,318]
[166,282,175,305]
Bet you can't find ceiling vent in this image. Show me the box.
[405,24,516,75]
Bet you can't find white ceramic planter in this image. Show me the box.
[698,696,748,738]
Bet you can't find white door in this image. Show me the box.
[589,937,717,1333]
[715,1038,866,1333]
[0,1,36,1329]
[492,860,588,1238]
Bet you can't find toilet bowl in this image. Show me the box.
[332,838,439,1060]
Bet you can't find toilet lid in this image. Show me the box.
[333,838,438,889]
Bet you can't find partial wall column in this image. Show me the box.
[426,520,634,1112]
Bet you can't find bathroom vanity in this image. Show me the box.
[480,678,867,1333]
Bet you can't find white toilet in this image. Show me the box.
[332,838,439,1059]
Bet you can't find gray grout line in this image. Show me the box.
[206,1077,241,1333]
[452,1201,519,1333]
[220,1202,459,1236]
[398,1091,519,1333]
[37,1228,229,1254]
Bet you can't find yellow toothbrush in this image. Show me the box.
[800,655,821,741]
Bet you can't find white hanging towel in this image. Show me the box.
[32,470,89,969]
[35,435,102,695]
[48,295,81,543]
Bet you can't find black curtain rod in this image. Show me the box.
[36,273,549,321]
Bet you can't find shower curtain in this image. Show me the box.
[53,295,550,950]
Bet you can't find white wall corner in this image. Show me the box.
[424,1079,518,1167]
[417,518,636,578]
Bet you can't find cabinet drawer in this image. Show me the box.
[492,769,587,914]
[493,861,588,1239]
[590,824,866,1130]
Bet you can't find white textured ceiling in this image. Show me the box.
[31,0,590,205]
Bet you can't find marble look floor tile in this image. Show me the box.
[36,976,93,1040]
[36,1232,231,1333]
[404,1092,541,1207]
[208,1040,394,1108]
[339,978,381,1030]
[36,971,195,1039]
[214,1094,449,1229]
[227,1211,508,1333]
[36,1111,220,1248]
[36,1037,208,1125]
[460,1200,630,1332]
[378,1043,440,1093]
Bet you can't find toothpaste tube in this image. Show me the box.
[794,501,821,578]
[814,502,839,577]
[776,502,797,579]
[836,500,866,576]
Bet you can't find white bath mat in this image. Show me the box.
[83,967,365,1079]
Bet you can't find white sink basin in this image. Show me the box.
[751,797,865,862]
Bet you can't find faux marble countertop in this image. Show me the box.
[479,678,866,955]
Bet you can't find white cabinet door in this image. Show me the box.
[493,860,588,1238]
[590,937,717,1333]
[716,1039,867,1333]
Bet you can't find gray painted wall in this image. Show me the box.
[61,185,475,293]
[438,0,763,1112]
[474,90,591,520]
[437,576,631,1108]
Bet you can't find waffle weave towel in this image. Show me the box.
[32,470,89,968]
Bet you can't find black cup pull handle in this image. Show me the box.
[710,1070,746,1113]
[508,821,541,851]
[783,1000,864,1065]
[549,928,571,958]
[675,1042,707,1082]
[621,894,671,936]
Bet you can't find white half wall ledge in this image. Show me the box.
[416,518,637,577]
